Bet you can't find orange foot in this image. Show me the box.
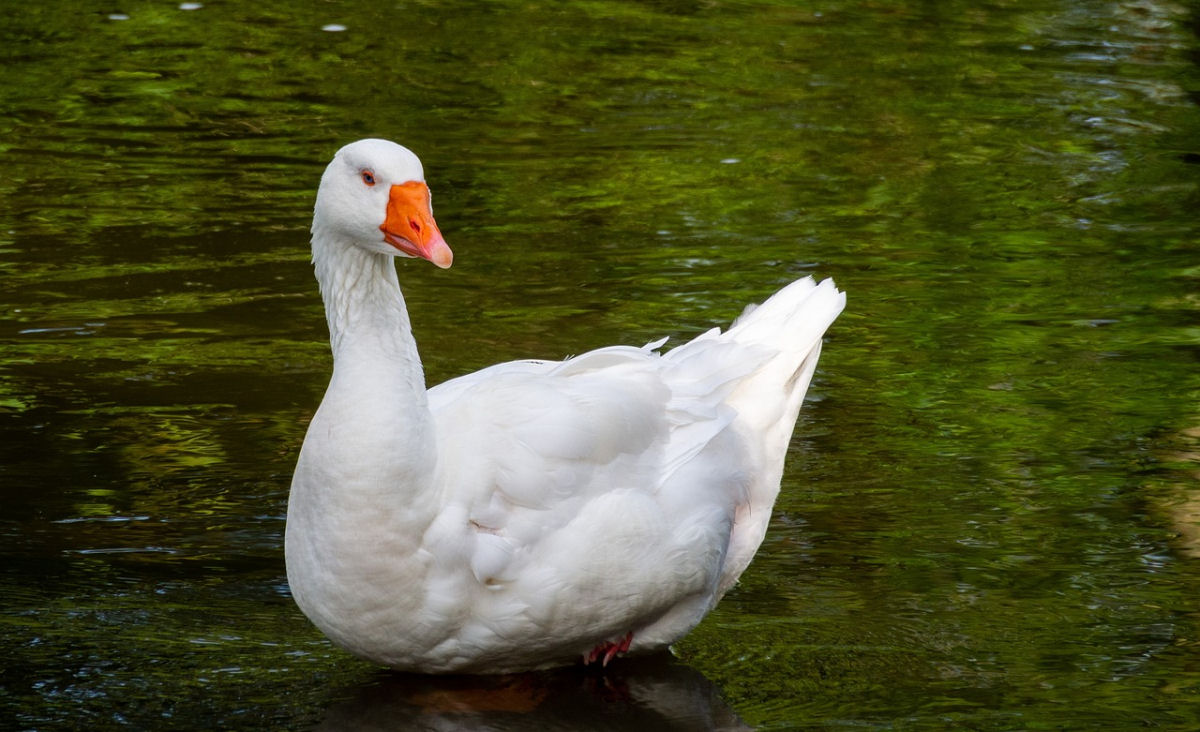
[583,632,633,667]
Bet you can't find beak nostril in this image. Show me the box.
[410,218,422,235]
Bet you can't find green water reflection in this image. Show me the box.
[2,0,1199,728]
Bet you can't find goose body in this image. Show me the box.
[285,139,845,673]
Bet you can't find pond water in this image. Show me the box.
[3,0,1200,728]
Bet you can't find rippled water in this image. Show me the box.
[2,1,1199,728]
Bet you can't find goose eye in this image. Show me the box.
[361,171,376,186]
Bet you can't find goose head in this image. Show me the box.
[313,138,453,268]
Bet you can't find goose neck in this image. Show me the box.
[312,235,416,363]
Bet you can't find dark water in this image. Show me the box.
[3,0,1199,728]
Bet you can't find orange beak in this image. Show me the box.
[380,181,453,269]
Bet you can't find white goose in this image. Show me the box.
[285,139,845,674]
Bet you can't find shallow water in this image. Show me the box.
[2,0,1199,728]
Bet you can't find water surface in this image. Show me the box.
[2,0,1199,728]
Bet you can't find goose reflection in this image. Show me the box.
[316,654,751,731]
